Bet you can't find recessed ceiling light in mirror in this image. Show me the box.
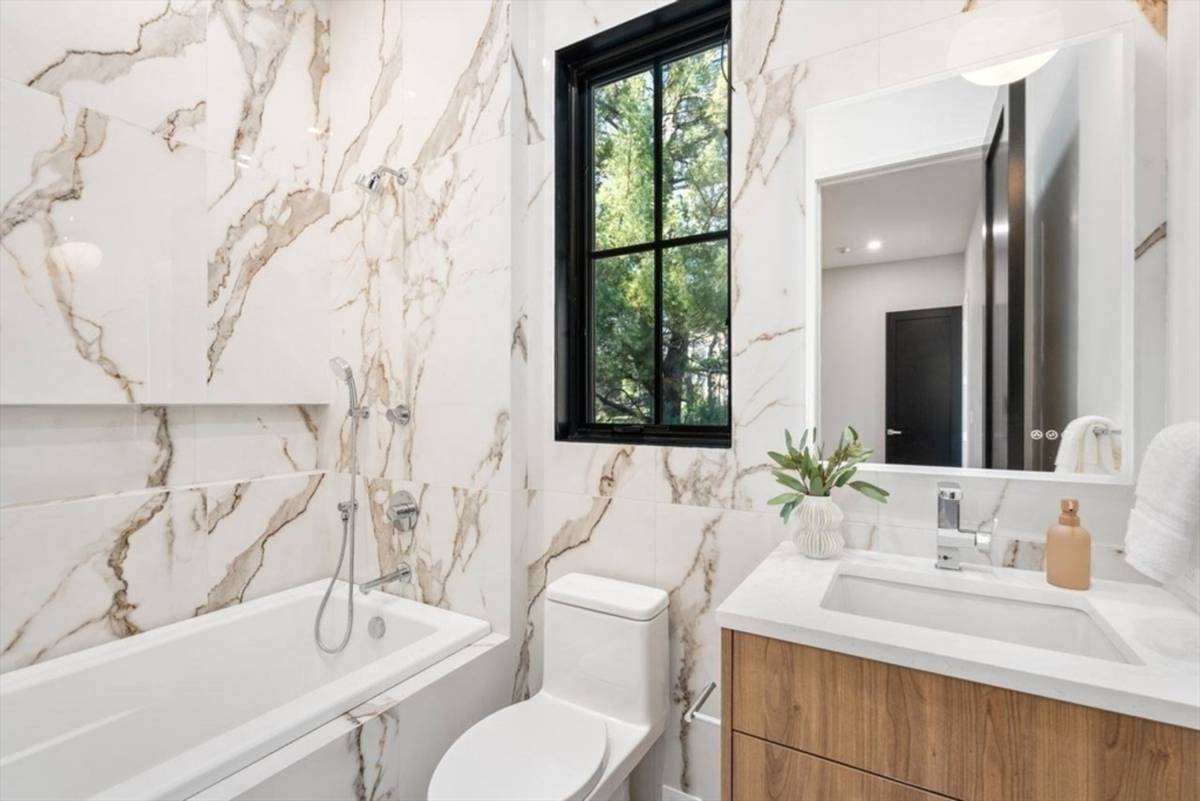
[866,240,882,251]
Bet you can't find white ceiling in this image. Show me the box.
[820,154,984,269]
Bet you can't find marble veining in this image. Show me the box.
[198,473,325,615]
[0,488,207,672]
[514,495,614,702]
[666,515,720,794]
[0,94,142,402]
[205,156,330,401]
[207,0,330,188]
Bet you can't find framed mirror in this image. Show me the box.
[806,30,1134,481]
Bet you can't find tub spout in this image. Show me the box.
[359,564,413,595]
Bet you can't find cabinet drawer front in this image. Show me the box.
[732,733,953,801]
[730,632,1199,801]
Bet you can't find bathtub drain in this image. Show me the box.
[368,616,386,639]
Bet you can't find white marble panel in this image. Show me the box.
[353,476,512,636]
[514,490,656,703]
[199,472,332,613]
[654,504,787,799]
[204,155,330,404]
[0,0,207,148]
[0,488,207,672]
[540,0,674,53]
[733,0,881,83]
[0,79,206,404]
[326,0,405,194]
[325,138,511,492]
[206,0,330,188]
[400,138,513,489]
[194,405,321,484]
[397,0,510,167]
[0,406,196,507]
[880,1,976,38]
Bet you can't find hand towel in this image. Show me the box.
[1124,422,1200,584]
[1054,415,1122,475]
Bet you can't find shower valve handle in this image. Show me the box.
[386,491,419,532]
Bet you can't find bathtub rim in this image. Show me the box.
[0,581,491,801]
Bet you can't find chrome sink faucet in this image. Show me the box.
[936,481,993,570]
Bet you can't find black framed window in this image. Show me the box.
[556,0,731,448]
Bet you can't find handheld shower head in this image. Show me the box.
[328,357,361,415]
[328,357,352,381]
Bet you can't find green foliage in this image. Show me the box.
[767,427,890,523]
[591,45,730,427]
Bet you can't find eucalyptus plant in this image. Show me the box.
[768,427,889,523]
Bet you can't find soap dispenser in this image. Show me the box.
[1045,498,1091,590]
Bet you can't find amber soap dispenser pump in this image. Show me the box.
[1046,498,1091,590]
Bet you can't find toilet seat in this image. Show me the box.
[428,697,610,801]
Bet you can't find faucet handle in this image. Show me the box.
[968,517,999,551]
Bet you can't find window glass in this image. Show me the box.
[593,251,656,424]
[662,46,728,240]
[662,240,730,425]
[593,71,655,251]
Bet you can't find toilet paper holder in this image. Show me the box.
[683,680,720,727]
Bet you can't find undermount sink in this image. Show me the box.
[820,569,1138,664]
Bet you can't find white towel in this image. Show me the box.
[1054,415,1122,475]
[1124,422,1200,584]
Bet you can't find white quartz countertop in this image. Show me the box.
[716,544,1200,730]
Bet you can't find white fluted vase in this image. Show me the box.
[791,496,844,559]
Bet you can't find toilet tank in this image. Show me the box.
[542,574,669,732]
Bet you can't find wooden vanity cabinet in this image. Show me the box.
[721,630,1200,801]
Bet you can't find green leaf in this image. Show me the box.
[780,500,797,523]
[849,480,890,503]
[767,492,797,506]
[773,471,806,492]
[848,425,859,441]
[810,472,826,497]
[767,451,794,469]
[834,467,856,487]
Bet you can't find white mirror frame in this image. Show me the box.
[803,27,1137,485]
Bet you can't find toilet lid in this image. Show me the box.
[428,698,609,801]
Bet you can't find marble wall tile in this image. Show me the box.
[194,405,321,484]
[204,155,330,404]
[326,0,405,194]
[397,0,510,167]
[514,490,656,703]
[0,79,206,404]
[733,0,881,83]
[0,487,207,672]
[0,0,208,149]
[199,472,331,614]
[326,137,512,492]
[0,406,196,507]
[654,504,787,799]
[351,476,513,637]
[879,1,975,38]
[206,0,330,188]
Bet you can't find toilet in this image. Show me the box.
[428,573,669,801]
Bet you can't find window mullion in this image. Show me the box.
[652,58,664,427]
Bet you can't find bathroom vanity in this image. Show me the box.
[717,547,1200,801]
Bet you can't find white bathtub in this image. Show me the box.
[0,581,489,801]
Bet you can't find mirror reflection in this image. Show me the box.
[817,34,1127,475]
